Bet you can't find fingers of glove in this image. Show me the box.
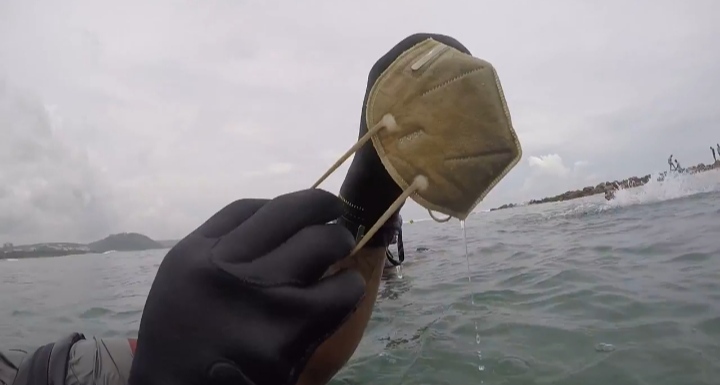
[193,199,268,238]
[248,223,355,284]
[209,271,364,385]
[213,189,343,262]
[292,270,366,342]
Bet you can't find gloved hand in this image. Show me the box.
[129,189,365,385]
[338,32,471,247]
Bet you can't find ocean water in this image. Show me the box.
[2,171,720,385]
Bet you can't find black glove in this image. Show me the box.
[339,32,471,247]
[129,189,365,385]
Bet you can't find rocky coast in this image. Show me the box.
[491,160,720,211]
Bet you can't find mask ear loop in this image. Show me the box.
[428,209,452,223]
[349,175,427,256]
[311,114,397,189]
[311,113,430,257]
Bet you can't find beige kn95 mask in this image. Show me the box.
[312,38,523,254]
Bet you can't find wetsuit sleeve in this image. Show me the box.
[0,347,27,385]
[2,336,134,385]
[65,338,134,385]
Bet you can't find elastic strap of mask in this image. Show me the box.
[311,113,396,189]
[312,113,429,256]
[428,210,452,222]
[348,175,426,256]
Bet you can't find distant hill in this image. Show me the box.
[88,232,164,253]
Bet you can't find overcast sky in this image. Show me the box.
[1,0,719,244]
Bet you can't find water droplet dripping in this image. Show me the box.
[395,264,403,278]
[461,220,484,377]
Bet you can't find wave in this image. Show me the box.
[605,169,720,207]
[548,169,720,219]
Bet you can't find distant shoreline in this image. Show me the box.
[0,247,172,260]
[1,249,92,260]
[1,234,179,260]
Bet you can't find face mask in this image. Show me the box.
[314,38,522,253]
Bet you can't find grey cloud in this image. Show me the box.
[1,0,720,243]
[0,83,117,244]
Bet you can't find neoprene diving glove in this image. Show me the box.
[128,189,365,385]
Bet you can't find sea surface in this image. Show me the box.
[2,171,720,385]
